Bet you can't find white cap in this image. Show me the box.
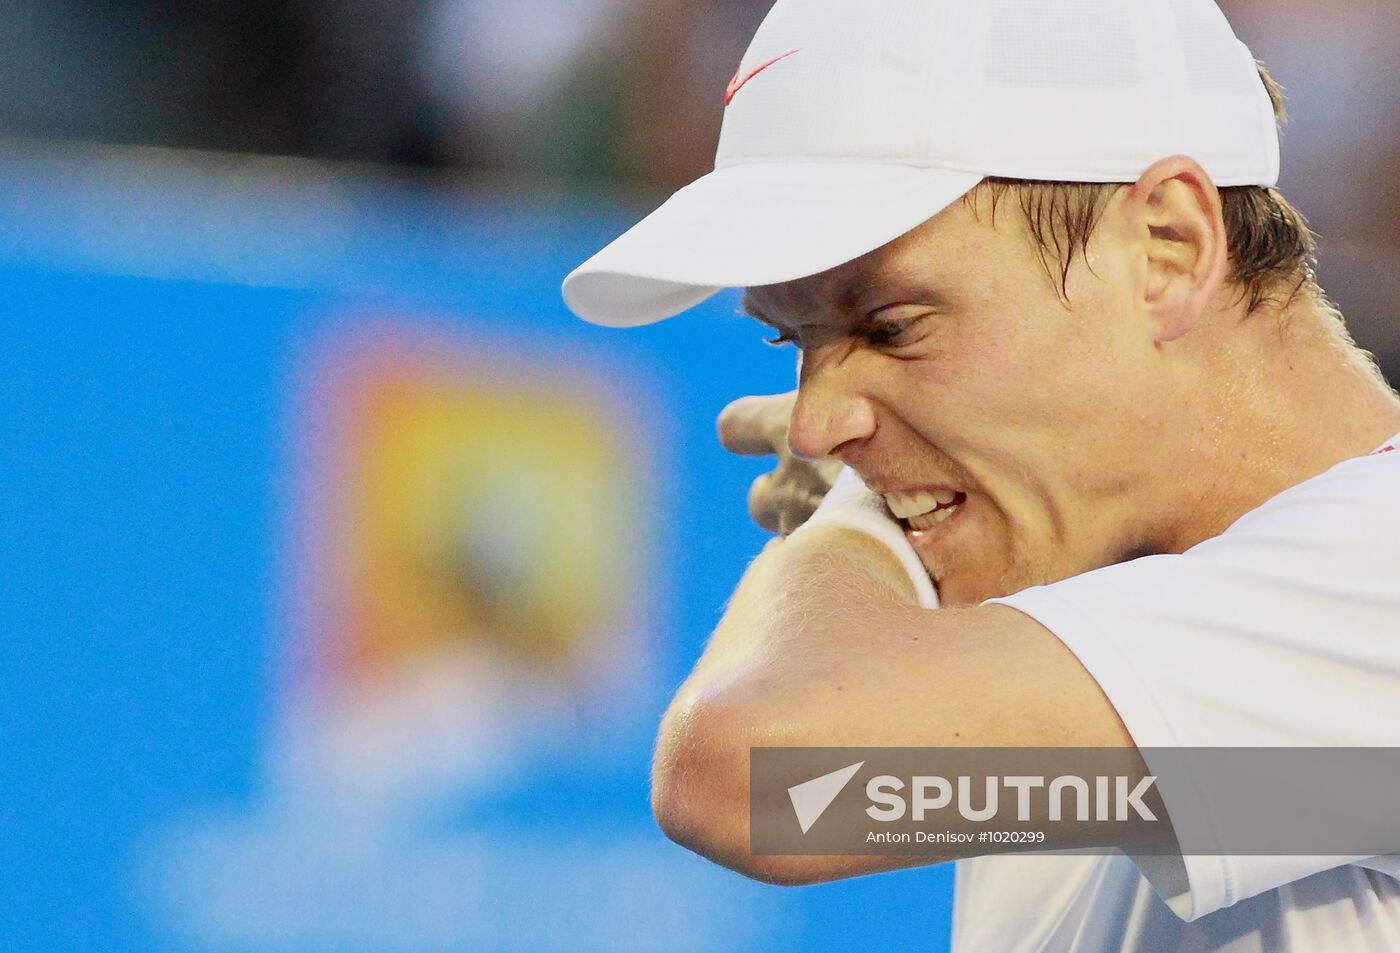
[563,0,1280,327]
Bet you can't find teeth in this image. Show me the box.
[884,490,960,520]
[931,504,959,524]
[886,492,933,519]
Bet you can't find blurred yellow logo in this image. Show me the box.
[312,335,635,683]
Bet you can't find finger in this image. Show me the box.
[767,454,836,508]
[717,393,795,456]
[747,472,783,533]
[777,492,823,536]
[813,457,845,490]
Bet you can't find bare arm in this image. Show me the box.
[653,399,1142,884]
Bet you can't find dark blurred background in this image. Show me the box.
[1,0,1394,365]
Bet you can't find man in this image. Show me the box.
[562,0,1400,950]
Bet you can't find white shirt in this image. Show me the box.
[959,437,1400,952]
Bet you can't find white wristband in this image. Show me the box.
[790,467,941,609]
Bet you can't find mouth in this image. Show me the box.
[882,488,967,530]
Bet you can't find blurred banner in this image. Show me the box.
[0,145,955,953]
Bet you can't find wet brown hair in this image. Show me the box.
[963,64,1317,316]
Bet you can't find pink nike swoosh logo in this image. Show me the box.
[725,49,801,106]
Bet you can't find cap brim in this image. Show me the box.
[562,162,985,327]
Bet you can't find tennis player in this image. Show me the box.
[563,1,1400,949]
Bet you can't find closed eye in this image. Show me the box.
[861,314,928,349]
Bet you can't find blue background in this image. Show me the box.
[0,153,955,951]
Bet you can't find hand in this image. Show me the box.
[717,391,844,535]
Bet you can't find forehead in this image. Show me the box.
[740,195,1001,323]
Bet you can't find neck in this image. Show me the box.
[1157,298,1400,553]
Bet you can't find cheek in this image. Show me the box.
[987,296,1137,435]
[907,323,1124,517]
[926,326,1074,440]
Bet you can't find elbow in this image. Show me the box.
[650,693,754,873]
[650,690,837,887]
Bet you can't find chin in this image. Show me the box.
[935,562,1042,607]
[933,576,1001,608]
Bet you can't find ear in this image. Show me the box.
[1121,157,1230,344]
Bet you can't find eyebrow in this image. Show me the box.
[844,266,958,313]
[836,274,884,314]
[738,271,952,328]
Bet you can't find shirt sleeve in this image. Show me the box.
[986,450,1400,921]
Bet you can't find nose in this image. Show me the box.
[788,351,876,462]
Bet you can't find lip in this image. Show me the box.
[866,481,963,497]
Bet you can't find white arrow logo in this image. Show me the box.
[787,761,865,834]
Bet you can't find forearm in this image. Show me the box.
[678,526,921,703]
[649,514,1148,883]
